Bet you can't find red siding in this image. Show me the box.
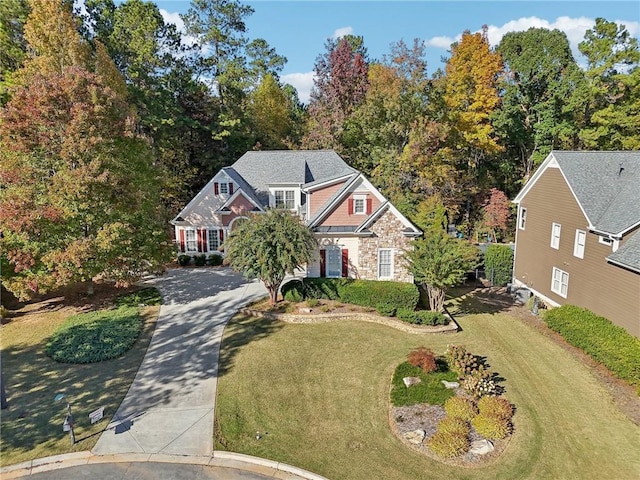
[309,182,346,218]
[222,194,255,226]
[320,193,382,227]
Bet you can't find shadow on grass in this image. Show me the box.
[0,308,157,466]
[217,314,283,377]
[445,286,516,316]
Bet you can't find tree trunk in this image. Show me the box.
[267,282,280,305]
[86,279,94,296]
[426,284,446,312]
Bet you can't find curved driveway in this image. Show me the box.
[93,268,267,457]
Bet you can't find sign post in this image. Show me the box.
[63,403,75,445]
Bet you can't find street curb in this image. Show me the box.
[0,451,329,479]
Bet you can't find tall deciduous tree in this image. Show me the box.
[496,28,586,179]
[444,27,503,160]
[224,210,317,304]
[303,35,369,152]
[0,67,172,299]
[0,0,30,103]
[404,230,479,312]
[249,74,295,149]
[578,18,640,149]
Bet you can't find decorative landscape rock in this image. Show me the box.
[298,307,312,313]
[403,377,422,387]
[441,380,460,389]
[470,439,495,455]
[404,429,426,444]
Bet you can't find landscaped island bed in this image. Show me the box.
[215,297,640,480]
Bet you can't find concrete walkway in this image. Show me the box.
[93,268,267,457]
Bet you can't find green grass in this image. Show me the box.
[390,362,457,406]
[215,311,640,480]
[0,288,160,467]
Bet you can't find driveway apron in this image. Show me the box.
[92,268,266,457]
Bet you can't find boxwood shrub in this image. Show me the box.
[281,278,419,311]
[543,305,640,387]
[193,253,207,266]
[177,254,191,266]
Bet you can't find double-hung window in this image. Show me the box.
[551,267,569,298]
[353,195,367,214]
[275,190,295,209]
[550,223,561,249]
[378,248,394,279]
[219,182,228,194]
[208,229,220,251]
[573,230,586,258]
[185,229,197,253]
[519,207,527,230]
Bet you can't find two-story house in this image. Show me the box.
[171,150,421,282]
[512,151,640,336]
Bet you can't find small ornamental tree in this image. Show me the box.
[478,188,511,242]
[224,210,317,304]
[404,230,480,311]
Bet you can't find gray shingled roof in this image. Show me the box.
[228,150,357,206]
[553,151,640,235]
[220,167,263,209]
[607,231,640,272]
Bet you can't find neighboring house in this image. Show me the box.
[171,150,421,282]
[512,150,640,337]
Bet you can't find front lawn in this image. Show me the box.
[0,287,160,467]
[215,310,640,479]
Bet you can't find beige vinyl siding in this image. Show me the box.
[308,182,345,219]
[514,167,640,336]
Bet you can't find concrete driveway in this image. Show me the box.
[92,268,267,457]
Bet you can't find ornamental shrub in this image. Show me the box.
[543,305,640,387]
[177,254,191,266]
[397,308,449,325]
[444,396,478,421]
[282,279,305,302]
[376,303,397,316]
[478,395,513,421]
[483,244,514,286]
[207,253,224,266]
[472,413,510,439]
[437,416,470,436]
[407,347,437,373]
[194,254,207,266]
[445,344,484,376]
[427,430,469,458]
[306,298,320,308]
[462,370,501,398]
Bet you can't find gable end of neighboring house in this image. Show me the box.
[512,151,640,336]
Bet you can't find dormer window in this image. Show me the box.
[275,190,295,209]
[214,181,234,195]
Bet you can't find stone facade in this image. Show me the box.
[358,209,414,282]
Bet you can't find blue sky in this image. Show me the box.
[155,1,640,102]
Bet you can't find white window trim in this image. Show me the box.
[325,245,342,278]
[598,235,613,246]
[573,229,586,259]
[207,228,221,252]
[378,248,394,280]
[518,207,527,230]
[550,223,561,249]
[274,189,296,210]
[551,267,569,298]
[353,194,367,215]
[219,182,229,194]
[184,228,197,253]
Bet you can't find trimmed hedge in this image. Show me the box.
[396,308,449,326]
[543,305,640,387]
[281,278,419,311]
[483,244,513,286]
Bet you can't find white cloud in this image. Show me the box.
[426,35,458,49]
[332,26,354,39]
[160,9,200,48]
[427,16,640,64]
[282,72,316,104]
